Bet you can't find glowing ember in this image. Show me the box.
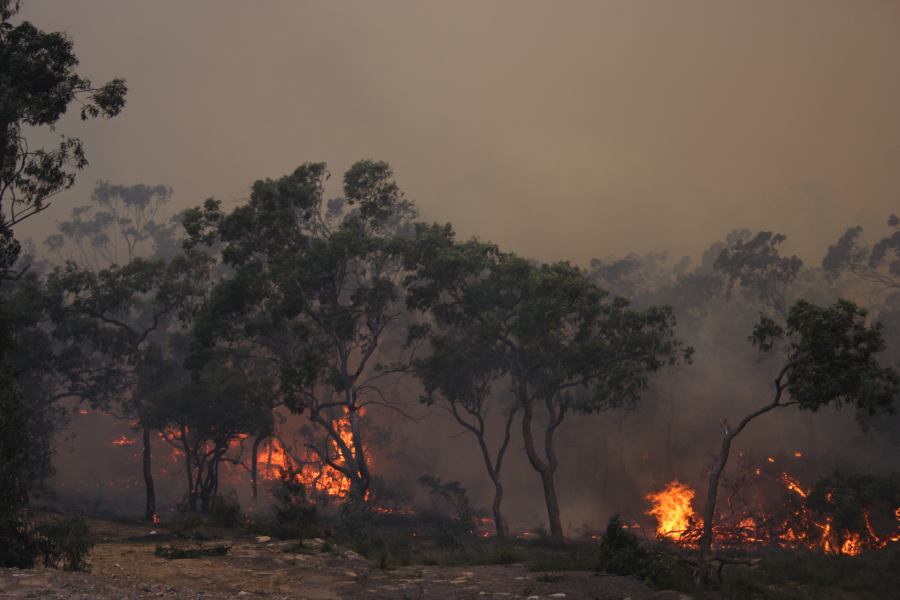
[779,472,808,498]
[111,434,136,446]
[645,480,698,542]
[841,532,862,556]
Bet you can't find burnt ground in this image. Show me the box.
[0,518,691,600]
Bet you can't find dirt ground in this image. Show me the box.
[0,518,692,600]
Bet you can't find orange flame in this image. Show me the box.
[645,480,698,542]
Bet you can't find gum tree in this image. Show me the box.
[698,299,899,574]
[406,224,690,541]
[185,161,417,503]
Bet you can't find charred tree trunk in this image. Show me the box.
[141,424,156,522]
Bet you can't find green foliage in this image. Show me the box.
[185,160,418,501]
[0,2,126,273]
[754,299,900,414]
[35,515,94,572]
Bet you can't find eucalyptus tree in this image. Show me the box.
[0,0,126,275]
[412,320,518,538]
[405,225,690,541]
[697,300,899,576]
[713,231,803,318]
[0,0,125,563]
[150,350,274,512]
[45,252,209,521]
[185,160,417,503]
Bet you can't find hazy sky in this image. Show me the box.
[16,0,900,265]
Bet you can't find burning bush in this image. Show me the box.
[806,471,900,554]
[645,468,900,556]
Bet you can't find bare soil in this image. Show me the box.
[0,518,692,600]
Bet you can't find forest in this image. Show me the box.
[1,2,899,599]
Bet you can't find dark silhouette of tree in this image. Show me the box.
[411,323,518,538]
[0,0,126,275]
[405,225,690,541]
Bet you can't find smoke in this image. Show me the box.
[12,1,900,530]
[14,0,900,265]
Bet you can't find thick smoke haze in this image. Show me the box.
[16,0,900,265]
[10,1,900,537]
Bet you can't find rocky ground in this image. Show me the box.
[0,518,692,600]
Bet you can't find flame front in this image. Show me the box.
[645,480,698,542]
[256,411,365,499]
[645,470,900,555]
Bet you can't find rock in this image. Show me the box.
[255,536,272,543]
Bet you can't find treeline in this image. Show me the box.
[1,0,898,576]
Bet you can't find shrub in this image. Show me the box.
[596,516,693,591]
[0,514,37,568]
[210,491,242,528]
[35,515,94,572]
[272,469,319,540]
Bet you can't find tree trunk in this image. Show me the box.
[250,433,266,502]
[490,478,508,538]
[141,424,156,523]
[698,378,787,584]
[521,399,564,542]
[698,430,734,567]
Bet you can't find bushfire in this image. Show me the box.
[253,411,364,500]
[646,466,900,556]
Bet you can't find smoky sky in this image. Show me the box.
[15,0,900,265]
